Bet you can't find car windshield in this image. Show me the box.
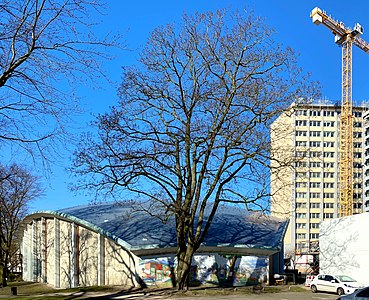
[336,275,356,282]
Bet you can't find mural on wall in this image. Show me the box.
[191,254,268,286]
[139,254,268,287]
[232,256,268,286]
[139,257,173,287]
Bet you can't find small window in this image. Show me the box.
[309,121,321,127]
[296,131,307,136]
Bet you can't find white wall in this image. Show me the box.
[320,213,369,285]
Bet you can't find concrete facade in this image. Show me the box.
[21,216,140,289]
[270,102,367,264]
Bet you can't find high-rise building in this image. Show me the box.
[270,101,367,265]
[363,111,369,213]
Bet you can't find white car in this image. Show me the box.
[310,274,363,296]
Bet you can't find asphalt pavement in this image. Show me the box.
[77,289,339,300]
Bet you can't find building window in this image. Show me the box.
[310,141,321,147]
[296,182,307,188]
[354,122,362,128]
[296,223,306,229]
[296,141,307,147]
[353,183,362,189]
[323,152,334,158]
[296,110,307,116]
[310,192,321,198]
[354,132,362,138]
[353,111,362,117]
[310,172,321,178]
[310,182,321,188]
[354,152,362,158]
[296,203,307,208]
[295,161,307,167]
[296,233,306,239]
[323,162,334,168]
[310,151,321,158]
[310,121,321,126]
[323,111,334,117]
[323,141,334,147]
[323,193,334,198]
[323,131,334,137]
[323,213,334,219]
[310,162,321,168]
[296,213,306,219]
[296,120,307,126]
[354,142,362,148]
[310,213,320,219]
[310,233,319,239]
[323,172,334,178]
[310,131,321,137]
[354,172,362,178]
[310,203,320,208]
[324,182,334,188]
[353,193,362,199]
[354,203,362,209]
[296,131,307,136]
[310,223,320,229]
[295,151,307,157]
[296,172,307,179]
[310,110,321,116]
[296,192,307,198]
[323,203,334,208]
[323,121,335,127]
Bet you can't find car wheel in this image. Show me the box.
[337,287,345,296]
[311,285,317,293]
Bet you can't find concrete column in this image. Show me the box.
[54,218,60,288]
[98,234,105,286]
[32,221,38,282]
[23,223,33,281]
[41,217,47,283]
[71,223,79,287]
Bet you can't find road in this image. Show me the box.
[173,292,338,300]
[96,291,339,300]
[170,293,338,300]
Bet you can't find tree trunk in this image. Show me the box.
[1,264,7,287]
[226,256,238,285]
[176,246,195,290]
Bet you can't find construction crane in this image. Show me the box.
[310,7,369,217]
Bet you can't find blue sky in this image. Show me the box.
[31,0,369,212]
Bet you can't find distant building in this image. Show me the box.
[270,101,368,273]
[20,202,287,288]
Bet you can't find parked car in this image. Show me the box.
[337,286,369,299]
[311,274,363,296]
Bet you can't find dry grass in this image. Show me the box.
[0,281,127,299]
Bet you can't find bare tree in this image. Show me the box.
[71,9,320,289]
[0,0,122,166]
[0,163,42,287]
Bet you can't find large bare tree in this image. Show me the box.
[0,164,42,287]
[72,9,320,289]
[0,0,121,165]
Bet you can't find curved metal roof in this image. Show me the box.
[24,202,288,257]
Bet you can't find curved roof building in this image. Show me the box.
[20,202,288,288]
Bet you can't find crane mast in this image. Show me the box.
[310,7,369,217]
